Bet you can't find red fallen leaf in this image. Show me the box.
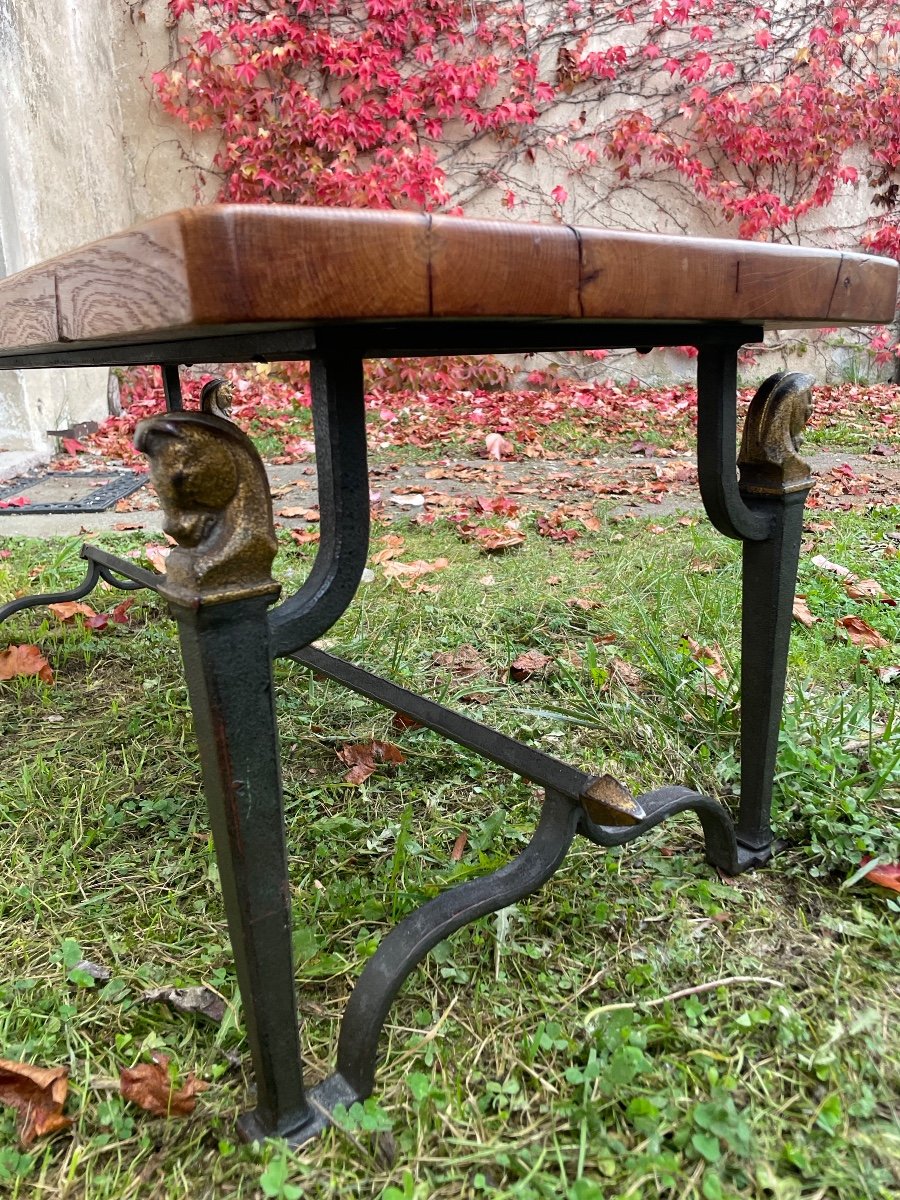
[510,650,552,682]
[0,496,29,508]
[0,644,53,684]
[451,832,468,861]
[837,616,891,649]
[0,548,12,558]
[85,613,110,631]
[844,578,896,606]
[859,858,900,892]
[792,596,819,627]
[111,598,135,624]
[485,432,514,460]
[457,524,526,553]
[473,496,520,518]
[0,1059,71,1147]
[120,1052,208,1117]
[536,515,579,542]
[48,601,97,622]
[61,438,86,455]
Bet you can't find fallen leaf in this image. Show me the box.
[432,644,489,681]
[608,658,642,689]
[874,665,900,684]
[392,711,422,731]
[61,438,86,455]
[792,596,819,627]
[337,740,406,785]
[111,599,135,624]
[451,832,468,862]
[382,558,449,587]
[72,960,111,983]
[811,554,856,581]
[120,1053,208,1117]
[289,528,320,546]
[276,506,308,518]
[390,492,425,507]
[0,644,53,684]
[485,432,514,460]
[144,544,171,573]
[844,578,896,606]
[682,636,727,681]
[690,558,715,574]
[0,548,11,557]
[140,986,226,1024]
[0,1059,71,1146]
[837,616,891,649]
[859,858,900,892]
[510,650,552,682]
[458,524,526,553]
[48,601,97,622]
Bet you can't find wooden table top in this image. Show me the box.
[0,206,896,361]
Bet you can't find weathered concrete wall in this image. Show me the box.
[0,0,211,460]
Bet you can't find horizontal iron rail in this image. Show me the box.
[0,321,763,371]
[290,645,594,803]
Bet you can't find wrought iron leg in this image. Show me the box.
[169,594,314,1142]
[697,348,814,870]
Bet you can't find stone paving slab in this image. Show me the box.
[0,450,896,541]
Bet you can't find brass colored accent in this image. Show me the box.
[580,774,646,826]
[200,377,234,420]
[738,371,815,495]
[134,411,280,608]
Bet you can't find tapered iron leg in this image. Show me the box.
[697,351,815,870]
[171,595,314,1142]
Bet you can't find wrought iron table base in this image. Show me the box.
[0,339,814,1145]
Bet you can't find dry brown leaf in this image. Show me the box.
[844,578,897,606]
[0,644,53,684]
[837,616,891,649]
[609,658,643,690]
[289,528,320,546]
[792,596,819,627]
[690,558,715,574]
[371,536,406,565]
[432,644,489,680]
[140,986,226,1024]
[120,1053,208,1117]
[451,832,468,862]
[0,1059,71,1147]
[467,525,526,553]
[337,740,406,785]
[811,554,857,581]
[874,665,900,684]
[382,558,449,587]
[276,506,309,518]
[683,636,727,681]
[47,601,97,622]
[510,650,552,682]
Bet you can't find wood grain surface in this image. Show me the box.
[0,206,895,353]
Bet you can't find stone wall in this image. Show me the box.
[0,0,212,463]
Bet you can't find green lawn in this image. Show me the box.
[2,495,899,1198]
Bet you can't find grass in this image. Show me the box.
[2,500,900,1199]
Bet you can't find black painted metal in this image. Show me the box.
[329,790,580,1105]
[291,645,595,802]
[735,489,810,858]
[696,345,772,542]
[0,543,160,624]
[162,364,184,411]
[269,356,371,656]
[579,785,739,874]
[169,593,315,1144]
[0,320,762,371]
[0,470,146,515]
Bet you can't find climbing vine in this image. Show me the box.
[153,0,900,360]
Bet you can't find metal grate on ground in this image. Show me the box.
[0,470,146,515]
